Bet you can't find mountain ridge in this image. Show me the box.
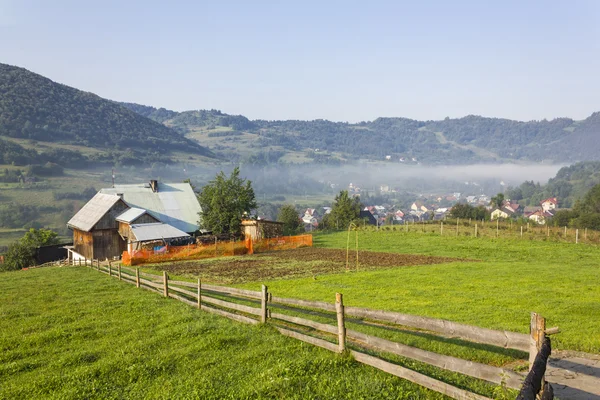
[0,63,214,163]
[120,102,600,165]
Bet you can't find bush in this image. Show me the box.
[2,242,35,271]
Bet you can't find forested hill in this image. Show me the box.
[121,102,600,165]
[0,64,213,158]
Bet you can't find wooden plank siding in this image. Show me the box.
[73,229,94,259]
[92,230,126,260]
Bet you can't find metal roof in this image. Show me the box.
[100,182,201,233]
[130,222,190,242]
[115,207,151,223]
[67,193,122,232]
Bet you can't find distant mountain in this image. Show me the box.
[0,64,214,161]
[122,102,600,165]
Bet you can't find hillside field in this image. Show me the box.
[0,267,449,400]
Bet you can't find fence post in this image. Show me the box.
[214,237,218,258]
[135,268,140,288]
[261,285,269,323]
[529,312,547,390]
[456,218,459,236]
[564,226,567,236]
[521,226,523,238]
[78,258,81,267]
[118,265,122,280]
[163,271,169,298]
[576,229,579,244]
[440,221,443,236]
[335,293,346,353]
[496,219,499,237]
[585,228,587,240]
[97,259,100,270]
[197,278,201,309]
[547,225,550,237]
[475,224,478,237]
[109,262,112,276]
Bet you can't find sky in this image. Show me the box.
[1,0,599,122]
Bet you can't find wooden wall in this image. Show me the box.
[92,230,126,260]
[132,213,159,225]
[73,229,94,259]
[93,200,129,230]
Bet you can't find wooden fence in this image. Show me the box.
[85,260,560,400]
[375,218,600,245]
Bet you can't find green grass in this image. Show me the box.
[237,230,600,354]
[0,266,462,400]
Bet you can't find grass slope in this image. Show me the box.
[0,266,449,399]
[237,231,600,354]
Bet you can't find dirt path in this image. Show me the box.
[547,351,600,399]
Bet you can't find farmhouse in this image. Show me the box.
[67,180,201,261]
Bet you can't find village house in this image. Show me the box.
[411,201,429,212]
[541,197,558,212]
[490,208,512,220]
[67,180,201,262]
[527,210,554,225]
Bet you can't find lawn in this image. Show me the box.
[0,266,453,400]
[231,230,600,354]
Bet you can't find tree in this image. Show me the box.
[2,228,59,271]
[324,190,361,229]
[197,167,257,235]
[277,204,303,236]
[21,228,59,248]
[2,242,35,271]
[490,193,505,209]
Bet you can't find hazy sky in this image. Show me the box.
[1,0,599,122]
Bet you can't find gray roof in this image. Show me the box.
[130,223,190,242]
[100,182,201,233]
[116,207,152,223]
[67,193,122,232]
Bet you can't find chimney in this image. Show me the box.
[150,180,158,193]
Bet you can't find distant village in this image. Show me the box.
[299,181,562,231]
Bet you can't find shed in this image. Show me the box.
[242,219,284,241]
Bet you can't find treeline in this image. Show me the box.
[0,138,182,169]
[552,184,600,229]
[506,161,600,208]
[122,101,600,165]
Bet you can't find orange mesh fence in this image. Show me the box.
[250,234,313,254]
[122,234,312,266]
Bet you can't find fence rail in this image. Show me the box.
[87,261,563,400]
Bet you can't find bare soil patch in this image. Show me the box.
[154,248,465,284]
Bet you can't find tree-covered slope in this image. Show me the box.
[0,64,213,157]
[122,102,600,165]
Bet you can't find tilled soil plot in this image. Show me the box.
[155,248,465,284]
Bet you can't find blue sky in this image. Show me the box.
[1,0,599,122]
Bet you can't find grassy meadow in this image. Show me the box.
[0,266,453,400]
[231,230,600,354]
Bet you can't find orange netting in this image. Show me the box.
[122,234,313,266]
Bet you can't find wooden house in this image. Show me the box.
[68,180,202,261]
[67,193,129,260]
